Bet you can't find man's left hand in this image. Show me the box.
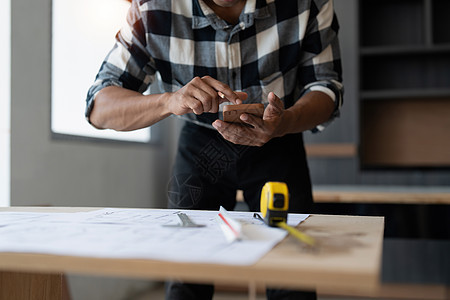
[212,92,287,147]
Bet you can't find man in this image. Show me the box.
[86,0,343,299]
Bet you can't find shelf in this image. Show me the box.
[304,143,357,158]
[360,98,450,168]
[361,89,450,100]
[433,0,450,44]
[360,44,450,56]
[360,53,450,91]
[313,185,450,204]
[356,1,450,170]
[360,0,425,47]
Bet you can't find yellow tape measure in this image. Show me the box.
[260,182,315,246]
[260,182,289,226]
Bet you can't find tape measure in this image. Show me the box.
[260,182,289,227]
[260,182,315,246]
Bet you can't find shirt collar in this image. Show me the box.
[192,0,271,30]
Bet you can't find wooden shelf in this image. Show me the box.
[361,98,450,167]
[306,1,450,185]
[312,185,450,204]
[360,0,426,48]
[304,143,357,158]
[359,0,450,169]
[360,53,450,91]
[360,89,450,100]
[360,44,450,56]
[314,190,450,205]
[318,283,450,300]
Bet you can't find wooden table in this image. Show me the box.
[0,207,385,299]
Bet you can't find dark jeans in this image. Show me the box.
[166,122,316,300]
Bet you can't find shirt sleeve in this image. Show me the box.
[85,0,156,123]
[298,0,344,133]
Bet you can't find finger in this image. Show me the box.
[213,120,264,146]
[218,91,248,105]
[239,113,264,129]
[201,76,240,104]
[235,92,248,100]
[189,78,219,113]
[268,92,284,111]
[187,96,205,115]
[234,92,248,104]
[264,92,284,119]
[192,88,219,113]
[223,129,264,146]
[212,119,228,131]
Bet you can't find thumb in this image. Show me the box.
[263,92,284,119]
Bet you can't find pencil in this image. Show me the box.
[218,212,240,238]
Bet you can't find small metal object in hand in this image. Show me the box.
[163,212,206,228]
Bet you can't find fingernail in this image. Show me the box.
[218,91,225,99]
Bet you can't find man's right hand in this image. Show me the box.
[166,76,244,115]
[90,77,247,132]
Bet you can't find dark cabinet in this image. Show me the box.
[304,0,450,185]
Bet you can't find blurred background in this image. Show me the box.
[1,0,449,299]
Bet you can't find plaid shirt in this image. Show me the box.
[86,0,343,131]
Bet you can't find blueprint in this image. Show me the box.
[0,208,308,265]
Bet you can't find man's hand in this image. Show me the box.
[166,76,244,115]
[212,92,287,147]
[90,77,249,132]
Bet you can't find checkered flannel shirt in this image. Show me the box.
[86,0,343,132]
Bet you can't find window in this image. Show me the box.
[0,0,10,206]
[51,0,151,143]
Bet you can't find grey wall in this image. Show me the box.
[10,0,174,208]
[10,0,179,298]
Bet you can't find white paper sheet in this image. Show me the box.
[0,208,308,265]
